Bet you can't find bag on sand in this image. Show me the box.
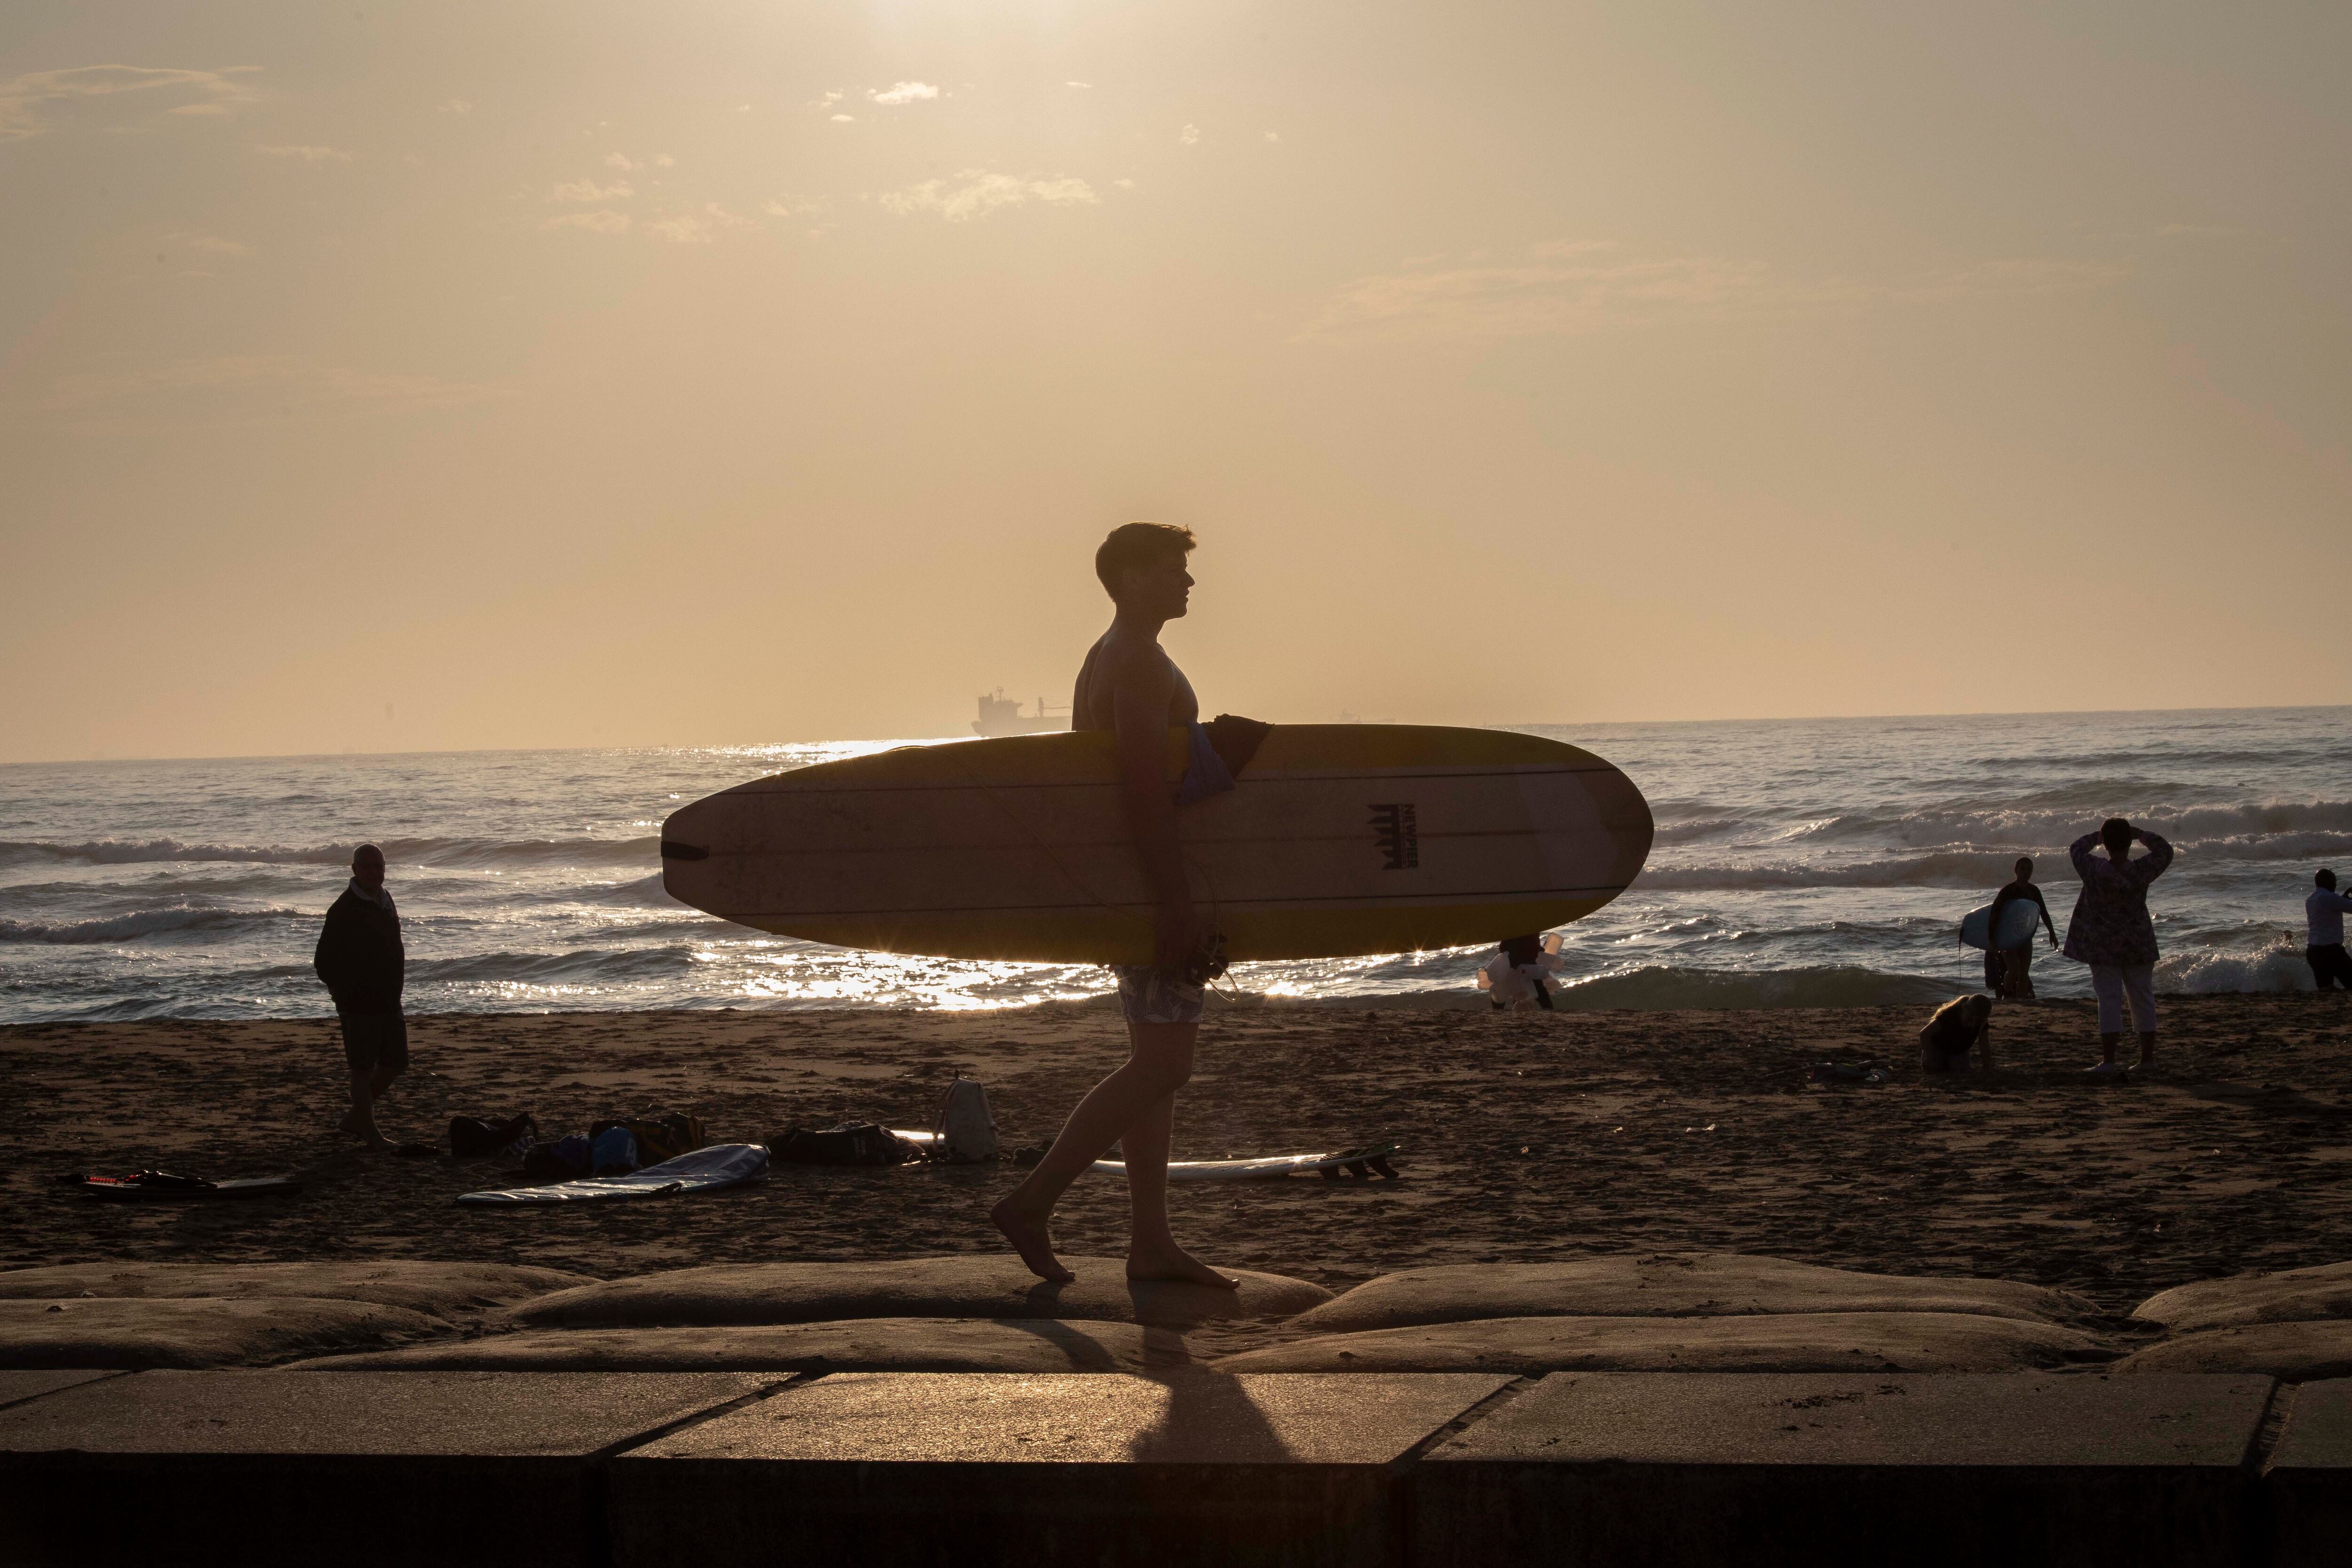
[449,1114,538,1160]
[622,1110,707,1164]
[768,1123,923,1166]
[935,1078,1000,1163]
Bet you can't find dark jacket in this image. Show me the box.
[2062,831,2173,968]
[314,888,405,1015]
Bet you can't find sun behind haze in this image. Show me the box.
[2,1,2347,762]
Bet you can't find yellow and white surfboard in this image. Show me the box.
[660,724,1653,964]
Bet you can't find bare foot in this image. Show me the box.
[337,1112,363,1134]
[1127,1240,1239,1289]
[991,1195,1075,1283]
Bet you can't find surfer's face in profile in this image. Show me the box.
[1119,550,1194,621]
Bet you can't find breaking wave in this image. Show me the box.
[0,836,660,870]
[0,907,309,944]
[1552,965,1966,1011]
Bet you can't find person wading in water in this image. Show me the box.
[990,523,1237,1289]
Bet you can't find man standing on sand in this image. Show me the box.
[1986,856,2060,999]
[2307,869,2352,992]
[313,844,407,1149]
[990,523,1237,1290]
[2062,817,2172,1076]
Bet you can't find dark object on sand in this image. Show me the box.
[393,1142,437,1159]
[524,1134,593,1180]
[448,1113,538,1158]
[1809,1061,1891,1085]
[768,1123,926,1166]
[58,1170,300,1201]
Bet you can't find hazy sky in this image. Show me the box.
[3,1,2347,762]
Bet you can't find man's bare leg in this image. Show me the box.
[344,1066,394,1150]
[1117,1071,1236,1288]
[991,1020,1209,1283]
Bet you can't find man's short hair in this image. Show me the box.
[1094,522,1196,597]
[353,843,384,866]
[2014,856,2034,877]
[2100,817,2133,859]
[2323,868,2339,891]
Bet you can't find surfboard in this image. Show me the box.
[1960,899,2045,952]
[455,1143,768,1206]
[889,1131,1401,1181]
[69,1175,299,1201]
[661,724,1652,963]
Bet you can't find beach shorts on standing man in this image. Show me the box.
[338,1011,409,1075]
[1113,965,1204,1026]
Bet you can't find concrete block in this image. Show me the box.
[0,1368,774,1568]
[1413,1372,2272,1568]
[0,1260,594,1319]
[2136,1261,2352,1333]
[609,1370,1510,1567]
[2115,1321,2352,1382]
[2264,1377,2352,1568]
[1291,1253,2095,1336]
[295,1317,1199,1374]
[0,1296,445,1369]
[0,1370,120,1410]
[1216,1311,2108,1375]
[509,1255,1329,1332]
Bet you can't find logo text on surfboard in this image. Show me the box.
[1369,803,1419,870]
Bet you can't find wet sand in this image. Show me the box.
[3,993,2348,1313]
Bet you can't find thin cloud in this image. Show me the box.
[1178,123,1199,145]
[0,64,254,138]
[1300,241,2127,342]
[830,114,854,123]
[1263,131,1280,143]
[11,355,505,418]
[182,234,252,256]
[437,99,472,115]
[879,169,1097,223]
[870,81,940,106]
[604,152,637,171]
[645,204,751,244]
[542,210,631,235]
[548,178,632,203]
[254,143,350,162]
[1066,81,1094,89]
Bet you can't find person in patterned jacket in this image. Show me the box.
[2062,816,2173,1076]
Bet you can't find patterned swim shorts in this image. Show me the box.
[1112,964,1205,1026]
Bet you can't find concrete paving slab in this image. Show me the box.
[0,1369,121,1410]
[0,1296,445,1369]
[0,1368,775,1568]
[294,1318,1200,1373]
[609,1370,1510,1567]
[0,1260,594,1319]
[2265,1377,2352,1568]
[1413,1371,2272,1568]
[1290,1253,2096,1336]
[508,1254,1330,1332]
[1214,1311,2111,1374]
[2115,1321,2352,1382]
[2136,1260,2352,1333]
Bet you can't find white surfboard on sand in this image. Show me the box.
[456,1143,768,1206]
[889,1130,1400,1181]
[661,724,1652,964]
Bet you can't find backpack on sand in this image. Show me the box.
[935,1078,999,1163]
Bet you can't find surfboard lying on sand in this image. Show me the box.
[455,1143,767,1207]
[661,724,1653,963]
[891,1131,1401,1181]
[67,1174,299,1201]
[1960,899,2044,952]
[1088,1144,1402,1182]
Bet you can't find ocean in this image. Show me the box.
[1,707,2344,1023]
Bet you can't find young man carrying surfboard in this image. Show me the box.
[989,523,1238,1289]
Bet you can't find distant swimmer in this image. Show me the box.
[2063,817,2173,1076]
[1986,856,2060,1000]
[2306,868,2352,992]
[990,523,1238,1289]
[312,844,408,1150]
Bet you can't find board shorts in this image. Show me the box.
[2088,964,2156,1035]
[1112,965,1205,1026]
[338,1010,409,1075]
[2308,944,2352,991]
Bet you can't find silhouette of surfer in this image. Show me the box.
[990,523,1237,1289]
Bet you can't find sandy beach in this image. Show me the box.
[6,992,2348,1314]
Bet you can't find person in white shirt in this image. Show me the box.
[2306,868,2352,992]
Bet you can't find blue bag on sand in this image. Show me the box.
[590,1126,639,1176]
